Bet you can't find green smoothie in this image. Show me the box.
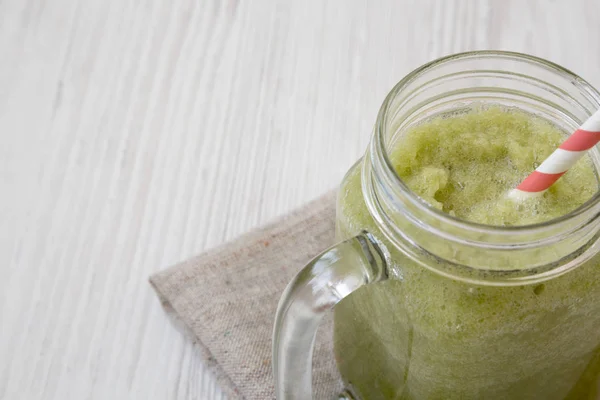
[333,107,600,399]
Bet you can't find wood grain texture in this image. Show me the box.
[1,0,599,399]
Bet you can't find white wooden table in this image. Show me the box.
[1,1,599,399]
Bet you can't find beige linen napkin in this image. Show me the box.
[150,191,342,399]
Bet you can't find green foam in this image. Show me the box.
[389,106,596,225]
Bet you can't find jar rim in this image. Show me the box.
[374,50,600,237]
[363,50,600,285]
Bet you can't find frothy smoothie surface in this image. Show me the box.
[389,107,597,225]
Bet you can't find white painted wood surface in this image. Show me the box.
[1,1,600,399]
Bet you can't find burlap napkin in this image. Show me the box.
[150,191,343,399]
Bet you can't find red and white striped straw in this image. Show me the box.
[509,109,600,200]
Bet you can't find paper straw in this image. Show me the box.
[509,109,600,200]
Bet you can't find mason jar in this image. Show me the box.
[273,51,600,400]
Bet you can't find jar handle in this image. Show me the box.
[272,231,388,399]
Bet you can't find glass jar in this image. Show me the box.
[273,51,600,400]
